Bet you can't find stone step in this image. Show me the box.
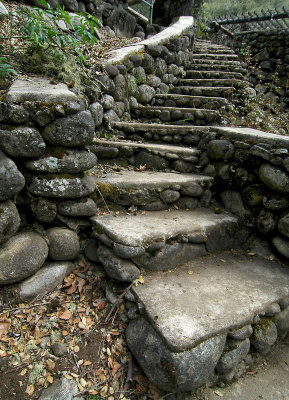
[110,120,210,141]
[126,250,289,391]
[93,170,213,209]
[185,70,244,79]
[132,105,220,124]
[90,139,201,172]
[178,78,243,87]
[191,58,243,67]
[193,47,235,55]
[154,93,228,109]
[172,86,235,97]
[91,208,244,281]
[188,63,246,73]
[192,53,240,61]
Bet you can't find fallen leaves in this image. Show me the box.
[0,318,10,337]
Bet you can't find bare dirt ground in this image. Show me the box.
[191,337,289,400]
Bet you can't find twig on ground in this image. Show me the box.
[64,336,82,377]
[126,352,134,383]
[105,281,135,323]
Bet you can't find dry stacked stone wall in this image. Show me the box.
[0,80,104,300]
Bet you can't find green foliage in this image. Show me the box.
[0,57,18,79]
[17,0,101,65]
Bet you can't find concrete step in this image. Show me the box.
[126,249,289,391]
[172,85,235,97]
[93,170,213,209]
[91,208,244,280]
[185,70,244,79]
[89,139,201,172]
[132,105,220,124]
[154,93,228,109]
[188,63,247,73]
[192,53,240,61]
[178,78,243,87]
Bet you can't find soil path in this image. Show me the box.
[192,338,289,400]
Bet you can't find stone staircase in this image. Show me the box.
[88,39,289,393]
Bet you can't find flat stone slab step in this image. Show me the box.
[132,105,220,123]
[132,250,289,350]
[178,78,243,87]
[154,93,228,109]
[192,53,240,60]
[172,86,234,97]
[191,59,243,67]
[185,70,244,79]
[92,208,238,247]
[193,47,236,55]
[126,251,289,391]
[93,170,213,209]
[90,139,201,171]
[95,171,213,190]
[189,63,247,73]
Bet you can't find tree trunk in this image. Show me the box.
[152,0,203,25]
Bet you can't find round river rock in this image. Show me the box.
[0,231,48,285]
[46,228,80,260]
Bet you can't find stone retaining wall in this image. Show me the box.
[95,16,195,128]
[0,78,102,299]
[0,16,195,298]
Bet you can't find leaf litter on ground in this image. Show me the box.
[0,256,162,400]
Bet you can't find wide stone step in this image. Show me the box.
[110,121,210,144]
[132,105,220,124]
[185,70,244,79]
[154,93,228,109]
[191,58,243,67]
[93,170,213,209]
[91,208,244,281]
[193,47,235,55]
[90,139,201,172]
[178,78,243,87]
[172,85,235,97]
[192,53,240,61]
[126,250,289,391]
[189,63,247,73]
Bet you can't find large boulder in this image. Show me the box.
[126,317,226,392]
[0,232,48,285]
[46,228,80,260]
[0,150,25,201]
[42,111,95,147]
[259,163,289,193]
[18,261,73,302]
[27,174,95,198]
[0,201,20,244]
[24,149,97,174]
[105,5,137,37]
[0,127,46,158]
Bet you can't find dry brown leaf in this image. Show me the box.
[46,359,55,371]
[60,309,72,320]
[26,384,35,396]
[0,319,11,337]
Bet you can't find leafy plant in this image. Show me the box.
[0,57,18,79]
[17,0,102,65]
